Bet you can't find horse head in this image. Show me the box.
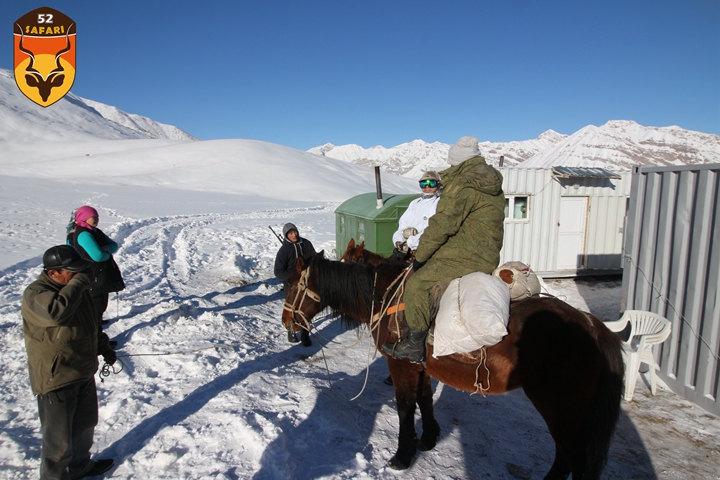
[339,238,367,263]
[282,252,324,333]
[339,238,355,262]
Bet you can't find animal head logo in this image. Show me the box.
[13,7,76,107]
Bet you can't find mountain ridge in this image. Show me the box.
[310,121,720,177]
[0,68,196,142]
[3,66,717,176]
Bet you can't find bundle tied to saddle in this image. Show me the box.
[433,272,510,358]
[492,261,541,301]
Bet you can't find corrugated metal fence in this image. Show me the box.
[621,164,719,416]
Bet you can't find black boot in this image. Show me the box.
[300,329,312,347]
[381,328,427,363]
[78,459,115,478]
[288,330,299,343]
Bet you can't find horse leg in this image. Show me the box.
[387,359,422,470]
[416,370,440,452]
[517,309,622,480]
[543,445,571,480]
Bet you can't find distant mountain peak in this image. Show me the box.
[538,129,566,141]
[521,121,720,170]
[310,123,719,177]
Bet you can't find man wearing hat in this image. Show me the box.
[274,223,316,346]
[391,171,442,261]
[21,245,116,479]
[382,136,506,363]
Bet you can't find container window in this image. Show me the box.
[505,195,529,221]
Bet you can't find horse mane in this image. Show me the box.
[307,253,375,330]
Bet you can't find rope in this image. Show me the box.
[114,329,287,358]
[99,357,124,381]
[278,264,379,401]
[453,278,492,396]
[324,265,413,402]
[315,270,386,401]
[472,347,491,396]
[305,267,414,402]
[624,252,719,362]
[313,327,377,402]
[372,265,413,340]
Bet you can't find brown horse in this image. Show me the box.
[282,251,624,479]
[339,238,409,266]
[338,238,389,266]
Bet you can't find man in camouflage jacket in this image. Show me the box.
[382,136,505,363]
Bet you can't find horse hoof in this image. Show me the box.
[388,455,411,470]
[418,426,440,451]
[417,438,436,452]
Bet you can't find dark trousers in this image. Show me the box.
[37,378,98,480]
[92,294,109,326]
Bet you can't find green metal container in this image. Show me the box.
[335,192,419,259]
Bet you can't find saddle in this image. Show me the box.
[381,275,504,364]
[382,263,540,363]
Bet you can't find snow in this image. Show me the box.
[0,68,195,142]
[1,89,719,480]
[309,121,720,177]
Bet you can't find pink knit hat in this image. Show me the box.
[75,206,99,229]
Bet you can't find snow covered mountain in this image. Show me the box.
[0,68,196,142]
[309,140,453,180]
[0,66,416,205]
[520,120,720,170]
[310,122,720,176]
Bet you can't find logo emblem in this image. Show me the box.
[13,7,76,107]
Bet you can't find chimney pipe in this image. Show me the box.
[374,166,383,209]
[499,155,504,167]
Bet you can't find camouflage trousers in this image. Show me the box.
[404,260,480,331]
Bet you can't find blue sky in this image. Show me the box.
[3,1,719,150]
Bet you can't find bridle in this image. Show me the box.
[283,267,321,331]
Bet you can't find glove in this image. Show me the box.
[394,241,409,253]
[390,248,408,263]
[412,260,425,272]
[402,227,418,239]
[70,272,92,287]
[101,349,117,366]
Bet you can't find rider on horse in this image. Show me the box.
[382,136,506,363]
[390,171,442,262]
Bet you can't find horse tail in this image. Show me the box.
[583,322,624,478]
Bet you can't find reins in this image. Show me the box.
[324,265,413,401]
[284,261,412,401]
[282,267,321,333]
[97,328,290,382]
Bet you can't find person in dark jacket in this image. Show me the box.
[67,206,125,340]
[21,245,116,480]
[274,222,316,346]
[382,136,506,363]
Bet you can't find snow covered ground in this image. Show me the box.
[1,139,719,479]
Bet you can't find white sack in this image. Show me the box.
[433,272,510,358]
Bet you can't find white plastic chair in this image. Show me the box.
[604,310,672,401]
